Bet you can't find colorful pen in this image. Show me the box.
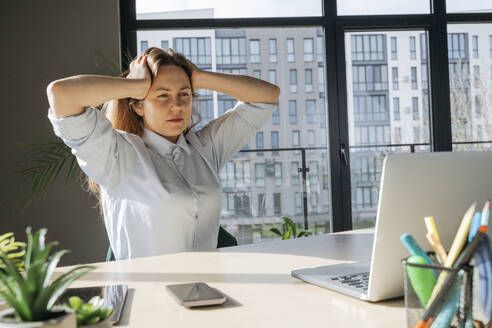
[468,212,482,242]
[424,216,440,243]
[482,200,490,227]
[425,232,447,264]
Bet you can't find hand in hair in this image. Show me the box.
[127,55,152,99]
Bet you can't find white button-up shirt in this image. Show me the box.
[48,101,277,260]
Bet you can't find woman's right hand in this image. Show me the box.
[127,55,152,99]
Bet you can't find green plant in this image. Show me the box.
[0,232,26,272]
[270,216,313,240]
[65,296,113,326]
[0,227,95,322]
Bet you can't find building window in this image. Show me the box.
[392,67,399,90]
[472,35,479,58]
[268,69,276,84]
[421,63,428,89]
[274,162,282,186]
[140,40,148,54]
[273,193,282,215]
[473,65,480,88]
[174,37,212,65]
[304,38,314,62]
[352,65,389,91]
[412,97,419,120]
[289,69,297,93]
[411,66,418,89]
[305,69,313,92]
[307,129,315,146]
[272,105,280,125]
[448,33,468,60]
[306,100,316,123]
[409,36,416,60]
[395,127,401,144]
[291,162,300,185]
[257,193,266,216]
[287,38,295,62]
[354,95,388,122]
[351,35,385,61]
[269,39,277,63]
[289,100,297,124]
[308,161,319,185]
[393,97,400,121]
[196,99,214,128]
[218,99,236,116]
[295,192,302,214]
[292,130,300,151]
[252,70,261,79]
[271,131,279,156]
[318,66,325,92]
[420,33,427,61]
[256,132,264,156]
[310,192,318,213]
[255,163,265,187]
[413,127,420,143]
[249,39,260,63]
[317,36,324,62]
[216,37,246,65]
[161,40,168,50]
[390,36,397,60]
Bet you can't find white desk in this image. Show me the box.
[58,229,405,327]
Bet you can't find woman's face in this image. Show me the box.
[133,65,192,143]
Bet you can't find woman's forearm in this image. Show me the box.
[193,70,280,104]
[47,75,148,117]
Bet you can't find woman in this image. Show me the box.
[46,47,280,260]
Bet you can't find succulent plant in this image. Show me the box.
[0,232,26,272]
[66,296,114,326]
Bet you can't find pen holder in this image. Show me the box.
[402,256,474,328]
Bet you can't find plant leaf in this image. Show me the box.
[269,228,282,237]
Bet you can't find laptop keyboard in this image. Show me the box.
[328,272,369,292]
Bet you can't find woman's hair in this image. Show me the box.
[84,47,201,218]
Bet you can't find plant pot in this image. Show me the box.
[78,316,112,328]
[0,306,76,328]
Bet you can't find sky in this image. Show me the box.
[136,0,492,17]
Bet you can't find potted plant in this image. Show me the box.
[65,296,113,328]
[270,216,313,239]
[0,227,95,327]
[0,232,26,311]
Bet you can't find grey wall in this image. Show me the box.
[0,0,121,265]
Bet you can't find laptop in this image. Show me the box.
[292,151,492,301]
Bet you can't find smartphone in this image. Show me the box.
[166,282,226,308]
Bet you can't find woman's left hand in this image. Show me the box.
[184,57,201,89]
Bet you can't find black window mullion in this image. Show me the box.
[120,0,137,71]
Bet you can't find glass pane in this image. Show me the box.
[138,27,331,244]
[136,1,322,19]
[345,30,432,229]
[448,24,492,152]
[446,0,492,13]
[337,0,430,15]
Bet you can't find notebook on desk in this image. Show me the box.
[292,151,492,302]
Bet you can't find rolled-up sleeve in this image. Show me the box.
[197,101,277,171]
[47,106,136,189]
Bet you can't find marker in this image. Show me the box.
[406,255,437,307]
[482,200,490,227]
[400,234,435,265]
[426,232,447,264]
[468,212,482,242]
[427,203,476,305]
[424,216,440,243]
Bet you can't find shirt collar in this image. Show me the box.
[142,127,191,156]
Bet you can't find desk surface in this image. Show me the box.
[58,229,405,327]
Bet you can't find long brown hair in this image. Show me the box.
[84,47,201,217]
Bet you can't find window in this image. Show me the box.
[140,40,148,54]
[308,161,319,185]
[174,37,212,65]
[304,38,314,61]
[295,192,302,214]
[420,33,427,61]
[273,193,281,215]
[257,194,266,216]
[272,105,280,125]
[472,35,479,58]
[390,36,397,60]
[310,192,318,213]
[351,35,385,61]
[413,127,420,143]
[412,97,419,120]
[411,66,418,89]
[306,100,316,123]
[291,162,300,185]
[473,65,480,88]
[255,163,265,187]
[269,39,277,63]
[292,130,300,147]
[394,127,402,144]
[305,69,313,92]
[393,97,400,121]
[317,36,324,62]
[274,162,282,186]
[289,69,297,93]
[218,99,236,115]
[421,63,429,89]
[249,39,260,63]
[307,130,315,146]
[252,70,261,79]
[271,131,279,156]
[256,132,264,156]
[234,161,250,188]
[286,38,295,62]
[289,100,297,124]
[196,99,214,128]
[318,66,325,92]
[409,36,416,60]
[352,65,389,91]
[268,69,276,84]
[448,33,468,60]
[392,67,398,90]
[354,95,388,122]
[161,40,168,50]
[216,38,246,64]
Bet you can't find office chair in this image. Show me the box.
[106,226,238,262]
